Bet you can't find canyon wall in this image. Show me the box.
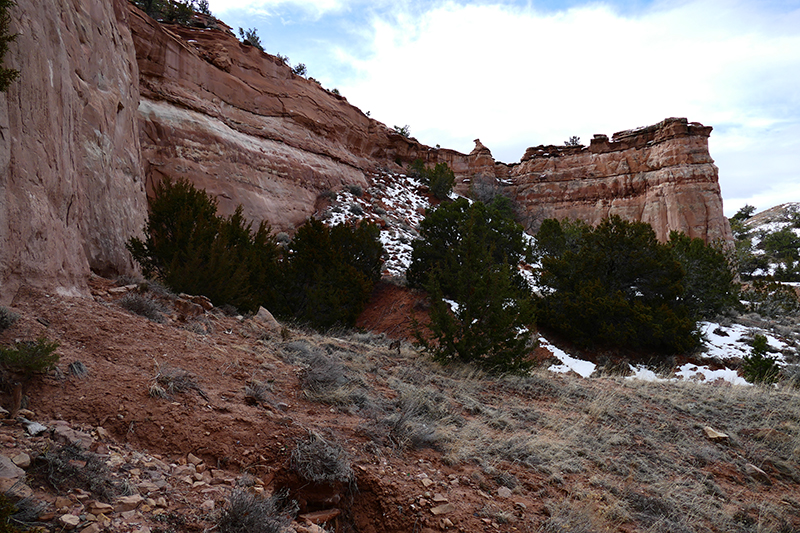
[129,9,449,232]
[0,0,147,303]
[507,118,733,243]
[0,2,731,301]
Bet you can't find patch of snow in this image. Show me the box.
[443,299,460,314]
[699,321,789,361]
[700,321,752,359]
[540,336,596,378]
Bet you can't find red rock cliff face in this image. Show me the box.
[129,7,444,231]
[0,0,147,303]
[507,118,733,243]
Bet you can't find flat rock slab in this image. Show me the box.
[430,503,455,515]
[299,508,341,524]
[0,455,25,479]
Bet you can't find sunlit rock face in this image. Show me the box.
[506,118,732,243]
[0,0,730,303]
[0,0,147,302]
[128,5,729,243]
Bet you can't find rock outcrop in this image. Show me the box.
[0,1,731,302]
[507,118,732,243]
[130,8,432,232]
[0,0,146,303]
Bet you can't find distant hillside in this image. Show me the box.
[731,202,800,280]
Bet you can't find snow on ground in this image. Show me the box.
[540,319,792,386]
[700,320,788,361]
[539,336,596,378]
[319,171,429,277]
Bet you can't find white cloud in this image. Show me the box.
[209,0,800,210]
[333,0,800,208]
[208,0,343,17]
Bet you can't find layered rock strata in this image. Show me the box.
[0,0,146,302]
[507,118,732,243]
[1,1,731,301]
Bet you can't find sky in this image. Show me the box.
[206,0,800,216]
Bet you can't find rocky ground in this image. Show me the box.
[1,277,800,533]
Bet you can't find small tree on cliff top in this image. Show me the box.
[0,0,20,92]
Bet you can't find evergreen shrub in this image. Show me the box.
[741,334,780,384]
[535,216,702,354]
[276,218,382,329]
[0,0,19,92]
[0,338,60,378]
[127,177,280,314]
[410,198,535,373]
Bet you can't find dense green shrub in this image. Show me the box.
[535,216,699,354]
[127,178,280,313]
[275,219,382,329]
[667,231,739,319]
[131,0,195,24]
[424,163,456,200]
[0,338,60,378]
[408,160,456,200]
[410,198,535,373]
[0,0,19,92]
[741,281,800,318]
[408,197,531,297]
[742,334,780,384]
[129,179,382,328]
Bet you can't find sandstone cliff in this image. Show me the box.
[129,8,446,231]
[0,1,731,302]
[507,118,733,243]
[0,0,146,303]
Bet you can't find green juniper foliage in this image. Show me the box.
[741,334,780,384]
[415,162,456,200]
[238,27,263,51]
[408,197,531,296]
[0,0,19,92]
[127,177,280,313]
[0,338,60,379]
[535,216,701,354]
[276,218,382,330]
[128,178,383,327]
[666,231,739,319]
[410,198,535,373]
[131,0,196,24]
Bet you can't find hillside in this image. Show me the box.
[1,282,799,533]
[2,1,798,532]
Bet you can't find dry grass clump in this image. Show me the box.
[119,293,167,322]
[149,363,208,401]
[30,444,122,502]
[244,379,271,406]
[271,327,800,531]
[0,306,19,332]
[290,432,354,485]
[217,489,298,533]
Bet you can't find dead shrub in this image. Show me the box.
[119,293,167,322]
[217,489,298,533]
[290,432,354,485]
[29,444,121,502]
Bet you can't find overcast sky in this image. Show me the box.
[206,0,800,216]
